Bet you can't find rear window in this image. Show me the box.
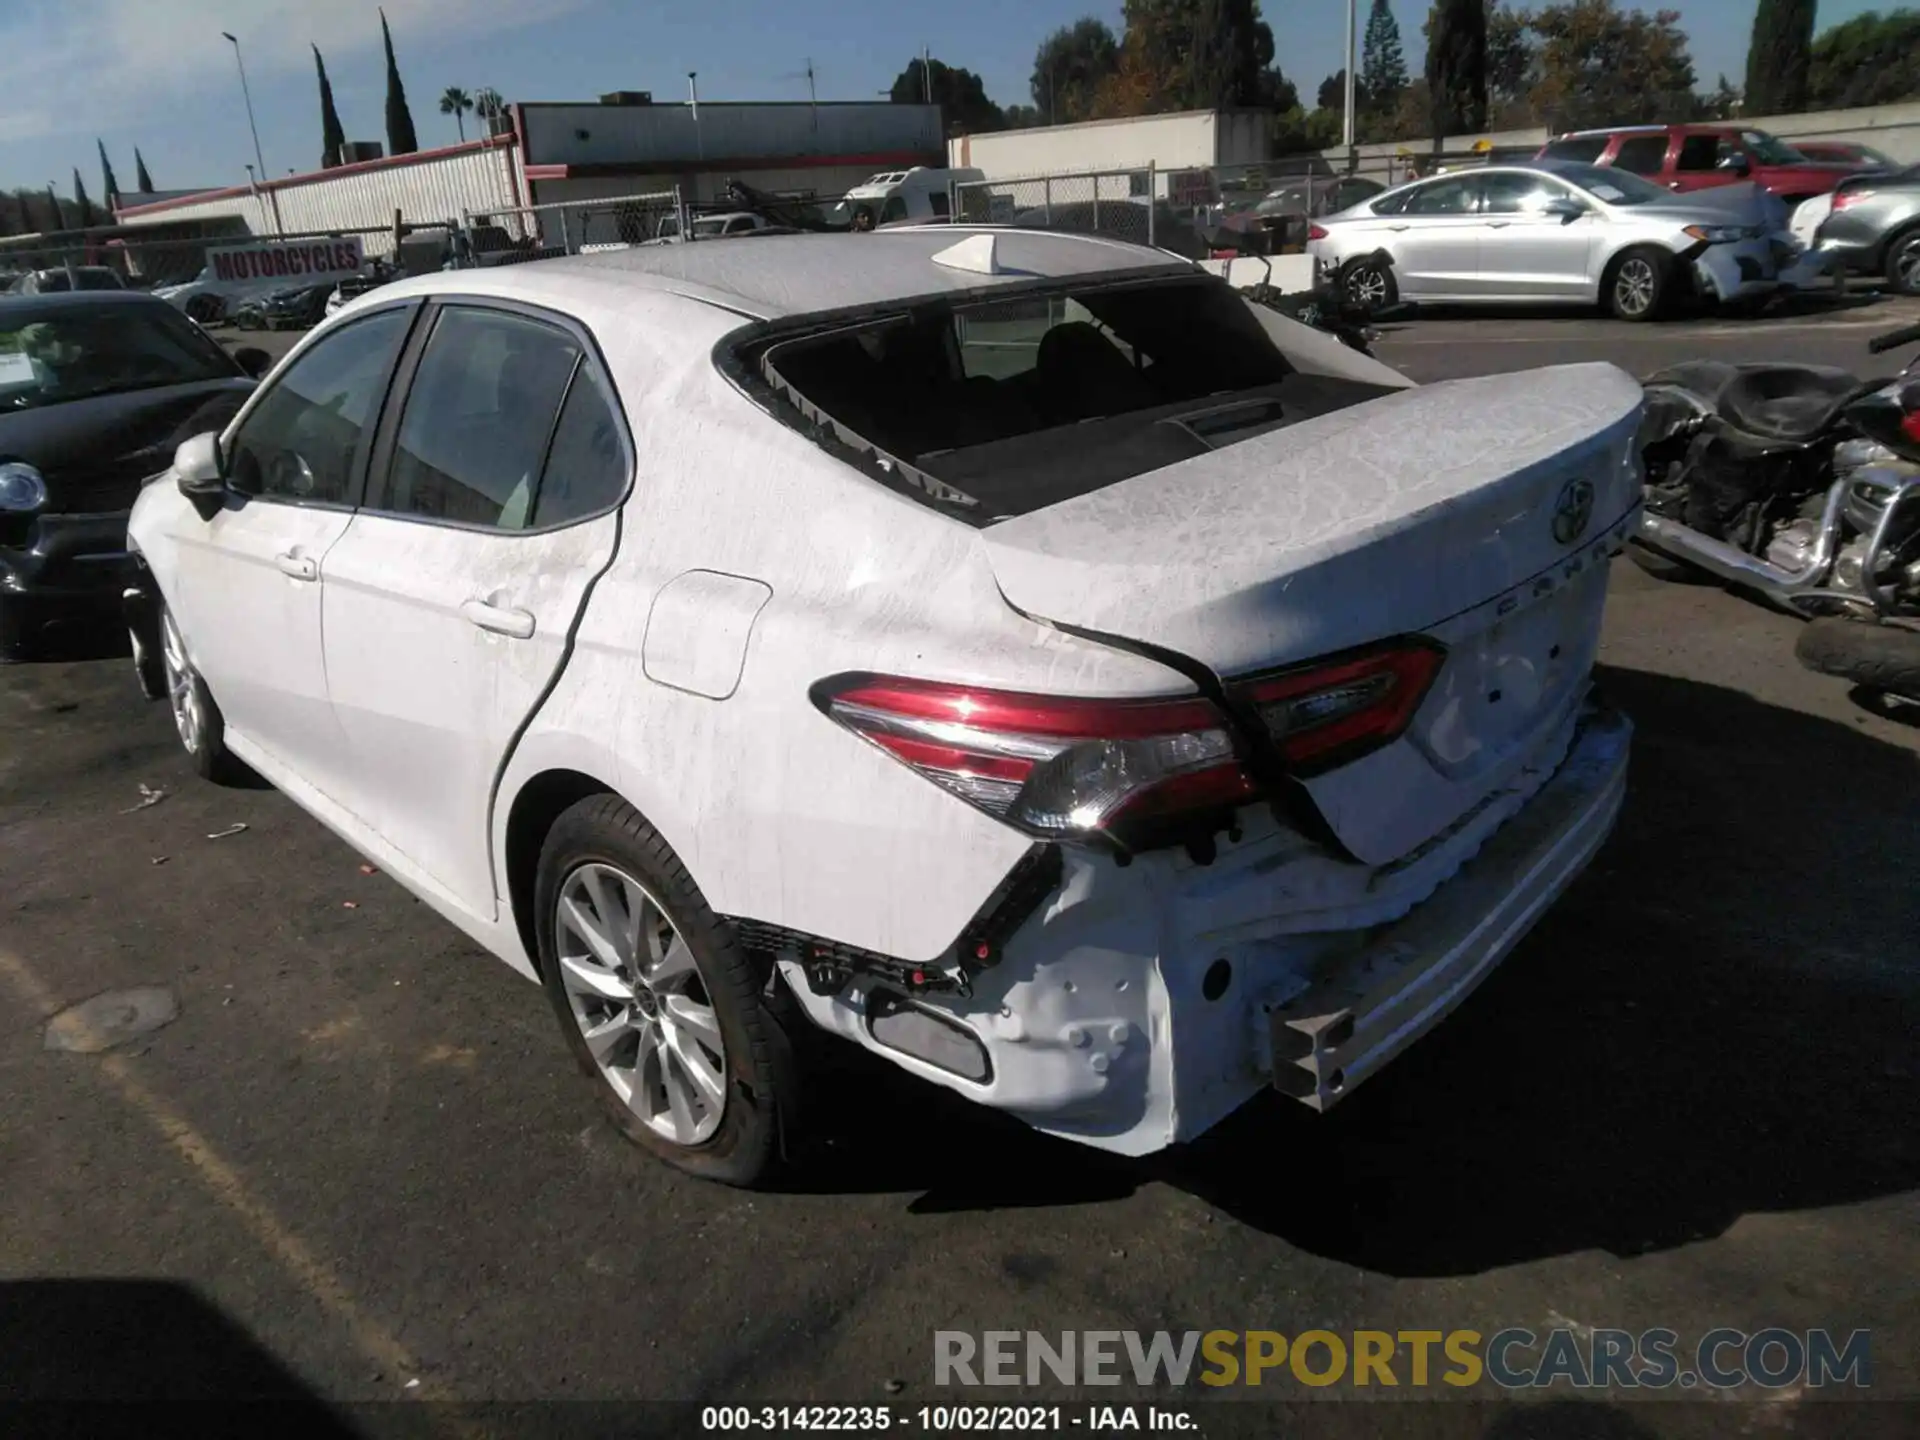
[1541,137,1607,163]
[1612,135,1670,174]
[753,277,1397,522]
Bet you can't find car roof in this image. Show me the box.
[368,227,1194,322]
[0,290,171,319]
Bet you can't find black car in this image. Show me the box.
[0,292,270,659]
[233,281,336,332]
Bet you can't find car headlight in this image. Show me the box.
[0,461,49,513]
[1684,224,1747,244]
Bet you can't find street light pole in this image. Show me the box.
[1342,0,1358,153]
[222,31,283,235]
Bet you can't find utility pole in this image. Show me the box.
[1342,0,1358,152]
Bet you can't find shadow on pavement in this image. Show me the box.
[786,667,1920,1275]
[0,1278,358,1434]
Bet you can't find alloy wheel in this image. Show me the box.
[554,862,727,1146]
[1895,238,1920,294]
[159,610,205,755]
[1346,266,1388,307]
[1615,258,1657,317]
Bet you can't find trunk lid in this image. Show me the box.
[979,361,1645,864]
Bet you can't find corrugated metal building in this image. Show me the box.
[112,97,945,245]
[948,110,1272,191]
[515,97,944,205]
[114,135,526,254]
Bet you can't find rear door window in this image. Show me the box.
[1612,135,1671,175]
[370,305,580,530]
[1402,177,1480,215]
[1541,137,1607,163]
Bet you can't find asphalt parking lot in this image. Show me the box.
[4,296,1919,1436]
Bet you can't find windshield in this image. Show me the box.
[0,307,235,411]
[1742,130,1807,166]
[1553,163,1672,206]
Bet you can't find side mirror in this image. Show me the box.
[173,431,225,508]
[1543,196,1587,223]
[232,346,272,379]
[1720,153,1752,176]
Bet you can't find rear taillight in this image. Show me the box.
[812,640,1443,846]
[1903,410,1920,448]
[1307,223,1329,241]
[1832,188,1875,212]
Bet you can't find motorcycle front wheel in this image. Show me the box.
[1795,617,1920,700]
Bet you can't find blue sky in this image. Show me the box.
[0,0,1882,197]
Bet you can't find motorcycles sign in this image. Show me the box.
[206,237,365,285]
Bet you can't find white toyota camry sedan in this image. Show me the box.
[125,227,1642,1186]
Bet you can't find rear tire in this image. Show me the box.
[1342,258,1397,313]
[1886,229,1920,297]
[1605,247,1670,322]
[534,795,800,1188]
[1795,617,1920,699]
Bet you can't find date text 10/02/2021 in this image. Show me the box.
[701,1406,1195,1432]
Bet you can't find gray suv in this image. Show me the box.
[1813,166,1920,295]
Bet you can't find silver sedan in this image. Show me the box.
[1308,161,1791,320]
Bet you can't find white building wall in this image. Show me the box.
[116,141,524,255]
[947,111,1231,179]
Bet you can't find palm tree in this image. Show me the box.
[474,87,506,134]
[438,85,474,142]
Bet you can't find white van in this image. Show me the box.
[833,166,985,228]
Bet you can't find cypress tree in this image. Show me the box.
[1745,0,1816,115]
[97,140,121,206]
[381,9,418,154]
[135,149,155,192]
[1426,0,1489,137]
[315,45,348,167]
[1361,0,1409,113]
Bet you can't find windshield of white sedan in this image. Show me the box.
[761,277,1396,519]
[0,309,233,410]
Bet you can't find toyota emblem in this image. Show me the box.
[1552,478,1596,546]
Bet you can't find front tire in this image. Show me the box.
[1887,229,1920,297]
[1795,617,1920,699]
[159,603,244,783]
[534,795,798,1188]
[1605,247,1670,322]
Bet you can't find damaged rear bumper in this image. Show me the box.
[779,698,1632,1157]
[1261,704,1630,1110]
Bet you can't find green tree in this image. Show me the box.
[1092,0,1282,114]
[1808,9,1920,110]
[1524,0,1696,132]
[1032,18,1121,123]
[1317,69,1358,110]
[71,168,93,225]
[314,46,347,168]
[96,140,120,207]
[1745,0,1816,115]
[380,8,418,155]
[474,88,507,133]
[1361,0,1410,114]
[439,86,475,142]
[1425,0,1488,136]
[890,57,1005,133]
[1187,0,1276,110]
[134,149,155,192]
[1003,103,1044,127]
[1487,5,1538,112]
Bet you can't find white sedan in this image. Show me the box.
[125,228,1641,1186]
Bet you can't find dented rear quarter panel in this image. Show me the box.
[496,290,1198,965]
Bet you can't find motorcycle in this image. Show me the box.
[1241,250,1407,357]
[1632,319,1920,698]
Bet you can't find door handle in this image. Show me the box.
[460,598,535,639]
[275,551,318,581]
[1388,223,1410,231]
[1485,220,1510,228]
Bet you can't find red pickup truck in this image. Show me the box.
[1537,124,1863,206]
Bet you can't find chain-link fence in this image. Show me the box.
[456,189,685,268]
[950,169,1162,249]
